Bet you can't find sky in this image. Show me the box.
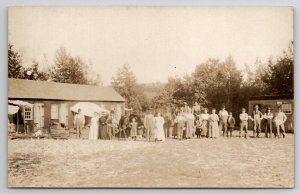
[8,6,293,85]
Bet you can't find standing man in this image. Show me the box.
[163,108,172,138]
[239,108,249,138]
[74,109,85,139]
[263,107,273,138]
[219,105,229,137]
[118,111,130,140]
[144,110,155,142]
[175,111,186,140]
[183,102,190,113]
[274,107,287,138]
[252,105,264,138]
[192,102,201,115]
[227,112,235,137]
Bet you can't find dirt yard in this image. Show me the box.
[8,132,294,188]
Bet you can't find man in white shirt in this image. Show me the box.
[239,108,249,138]
[219,105,229,137]
[175,112,186,140]
[74,109,85,139]
[274,108,287,138]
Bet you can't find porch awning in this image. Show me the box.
[8,105,19,115]
[8,100,33,107]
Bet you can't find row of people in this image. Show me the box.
[80,103,288,140]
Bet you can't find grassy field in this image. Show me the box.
[8,132,294,188]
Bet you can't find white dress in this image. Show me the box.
[154,116,165,141]
[89,116,99,140]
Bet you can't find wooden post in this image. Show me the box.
[17,111,19,134]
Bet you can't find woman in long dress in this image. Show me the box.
[89,112,99,140]
[185,109,195,139]
[200,108,210,137]
[209,108,219,138]
[99,112,109,140]
[154,112,165,141]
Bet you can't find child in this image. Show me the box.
[227,112,235,137]
[195,115,202,138]
[130,118,138,140]
[239,108,249,138]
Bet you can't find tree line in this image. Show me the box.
[8,44,102,85]
[8,42,293,114]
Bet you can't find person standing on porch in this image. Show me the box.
[252,105,263,138]
[74,109,85,139]
[218,105,229,137]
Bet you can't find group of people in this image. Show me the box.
[74,101,289,141]
[143,102,289,141]
[74,109,119,140]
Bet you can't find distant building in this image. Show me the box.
[8,78,125,133]
[248,94,294,132]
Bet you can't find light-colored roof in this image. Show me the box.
[8,78,125,102]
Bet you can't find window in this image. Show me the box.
[282,103,292,114]
[24,107,33,120]
[51,104,59,119]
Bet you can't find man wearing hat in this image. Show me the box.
[74,108,85,139]
[252,105,263,138]
[144,110,155,141]
[219,105,229,137]
[263,107,273,138]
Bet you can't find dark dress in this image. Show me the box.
[99,116,109,139]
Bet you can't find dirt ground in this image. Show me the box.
[8,132,294,188]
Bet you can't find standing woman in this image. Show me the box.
[200,108,210,138]
[154,112,165,141]
[99,112,109,140]
[89,112,99,140]
[209,108,219,138]
[185,108,195,139]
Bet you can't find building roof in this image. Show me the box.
[249,94,294,101]
[8,78,125,102]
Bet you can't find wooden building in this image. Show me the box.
[8,78,125,133]
[248,94,294,132]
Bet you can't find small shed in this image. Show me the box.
[248,94,294,132]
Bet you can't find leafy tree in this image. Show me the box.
[23,61,49,81]
[262,42,293,95]
[192,57,242,111]
[111,64,143,111]
[49,47,88,84]
[8,44,24,79]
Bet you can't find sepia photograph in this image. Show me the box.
[7,6,294,188]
